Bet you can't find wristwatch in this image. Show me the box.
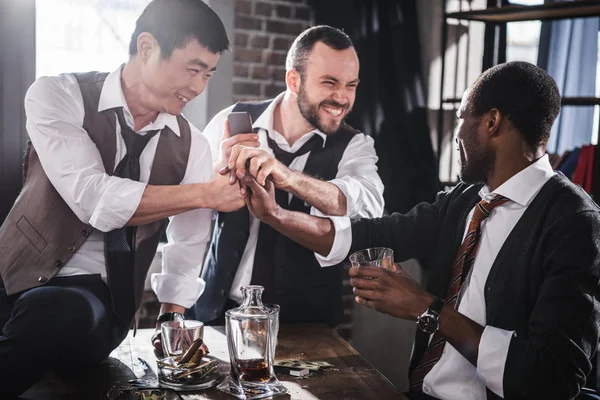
[156,311,185,324]
[416,297,444,334]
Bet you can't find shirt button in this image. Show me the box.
[68,246,76,253]
[80,229,88,236]
[423,385,430,394]
[54,260,63,268]
[38,276,48,283]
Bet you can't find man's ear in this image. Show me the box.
[137,32,157,61]
[286,69,301,95]
[487,108,503,137]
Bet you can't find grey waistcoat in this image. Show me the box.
[0,71,191,315]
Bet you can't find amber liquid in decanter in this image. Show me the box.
[239,359,270,382]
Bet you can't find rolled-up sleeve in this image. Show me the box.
[315,216,352,267]
[151,128,215,307]
[311,133,384,219]
[24,75,145,232]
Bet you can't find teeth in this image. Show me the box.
[323,106,342,116]
[177,94,189,103]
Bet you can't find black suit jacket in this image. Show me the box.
[350,173,600,400]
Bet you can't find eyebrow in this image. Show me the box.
[319,75,360,84]
[190,59,217,72]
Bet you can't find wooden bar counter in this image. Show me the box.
[21,324,408,400]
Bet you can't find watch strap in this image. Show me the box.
[156,311,184,323]
[428,296,445,315]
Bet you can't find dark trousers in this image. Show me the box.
[0,274,129,396]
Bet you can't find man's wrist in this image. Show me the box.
[195,182,214,209]
[285,170,302,192]
[276,168,300,192]
[416,296,444,334]
[414,294,437,320]
[157,311,185,323]
[264,205,285,226]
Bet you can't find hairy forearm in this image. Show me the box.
[437,305,484,366]
[266,208,336,256]
[286,171,347,216]
[127,183,211,226]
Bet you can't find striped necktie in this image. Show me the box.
[409,195,510,391]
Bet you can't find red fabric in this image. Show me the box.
[572,145,588,186]
[572,145,594,194]
[585,145,594,193]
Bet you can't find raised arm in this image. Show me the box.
[241,176,444,262]
[25,76,244,233]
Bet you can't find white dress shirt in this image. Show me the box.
[202,92,385,302]
[23,66,215,308]
[320,155,555,399]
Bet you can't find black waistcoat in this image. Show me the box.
[195,100,356,326]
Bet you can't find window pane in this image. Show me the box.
[506,0,543,64]
[506,20,541,64]
[35,0,150,78]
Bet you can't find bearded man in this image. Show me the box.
[191,25,384,327]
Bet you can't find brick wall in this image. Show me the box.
[140,0,357,341]
[232,0,314,102]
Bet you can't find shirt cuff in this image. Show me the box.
[476,325,515,397]
[151,273,206,309]
[315,216,352,267]
[328,178,356,215]
[89,176,146,232]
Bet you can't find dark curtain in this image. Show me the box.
[307,0,439,214]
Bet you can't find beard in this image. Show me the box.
[458,139,495,184]
[296,80,351,135]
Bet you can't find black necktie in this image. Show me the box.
[251,133,323,303]
[104,108,159,323]
[265,134,323,207]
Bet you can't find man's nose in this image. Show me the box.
[330,90,348,106]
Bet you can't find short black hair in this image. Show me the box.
[469,61,561,149]
[285,25,354,74]
[129,0,230,59]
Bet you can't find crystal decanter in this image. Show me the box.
[217,285,287,399]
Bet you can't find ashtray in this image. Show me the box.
[157,355,220,390]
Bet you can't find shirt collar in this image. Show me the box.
[97,64,181,136]
[253,91,328,147]
[479,154,555,207]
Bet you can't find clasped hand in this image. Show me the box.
[217,121,290,222]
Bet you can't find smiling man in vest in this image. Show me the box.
[192,26,385,327]
[0,0,245,395]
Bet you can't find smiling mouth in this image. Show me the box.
[176,93,190,104]
[322,104,344,117]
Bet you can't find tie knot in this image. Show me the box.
[472,195,510,223]
[115,108,159,158]
[267,134,323,167]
